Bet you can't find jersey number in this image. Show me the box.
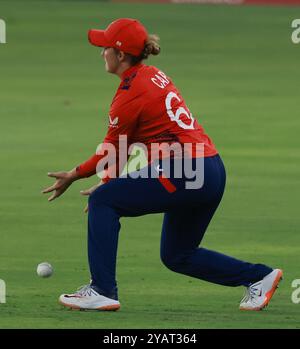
[165,92,195,130]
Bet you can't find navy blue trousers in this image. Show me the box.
[88,155,272,300]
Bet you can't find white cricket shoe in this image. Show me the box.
[239,269,283,311]
[59,285,120,311]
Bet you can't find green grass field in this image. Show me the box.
[1,0,300,329]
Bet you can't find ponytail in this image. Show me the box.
[125,34,161,65]
[140,34,161,59]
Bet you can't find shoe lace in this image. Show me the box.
[241,281,262,302]
[75,284,98,297]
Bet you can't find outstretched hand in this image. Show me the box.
[42,170,78,202]
[80,182,103,213]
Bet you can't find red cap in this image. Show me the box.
[88,18,148,57]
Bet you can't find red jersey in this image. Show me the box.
[77,63,218,181]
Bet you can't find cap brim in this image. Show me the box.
[88,29,109,47]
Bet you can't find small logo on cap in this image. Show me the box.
[116,41,122,46]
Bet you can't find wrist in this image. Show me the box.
[68,168,81,181]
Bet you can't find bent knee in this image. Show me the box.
[160,253,188,273]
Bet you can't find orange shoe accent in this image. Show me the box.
[96,304,120,311]
[240,269,283,311]
[262,269,283,309]
[59,299,120,311]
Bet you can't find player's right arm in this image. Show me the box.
[42,92,143,202]
[76,93,143,182]
[42,168,80,202]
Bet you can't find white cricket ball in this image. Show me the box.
[37,262,53,278]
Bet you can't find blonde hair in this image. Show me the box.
[124,34,161,65]
[140,34,161,59]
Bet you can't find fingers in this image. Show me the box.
[47,172,65,179]
[48,190,61,202]
[42,172,63,194]
[48,194,56,202]
[80,189,92,196]
[81,189,91,212]
[42,172,71,202]
[80,183,102,196]
[42,184,57,194]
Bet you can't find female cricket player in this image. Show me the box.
[42,18,282,311]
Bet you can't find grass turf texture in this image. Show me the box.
[0,0,300,329]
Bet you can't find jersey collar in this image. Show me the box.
[121,63,144,80]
